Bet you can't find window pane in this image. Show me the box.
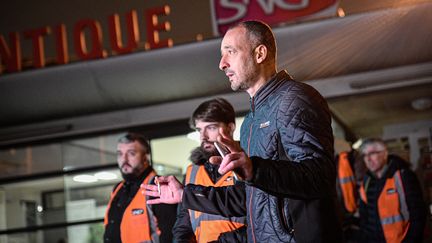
[0,167,119,231]
[0,144,63,179]
[62,133,122,170]
[0,176,65,230]
[1,221,104,243]
[152,134,199,175]
[0,133,121,180]
[64,168,121,222]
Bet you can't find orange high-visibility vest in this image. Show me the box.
[338,151,357,213]
[104,170,160,243]
[360,170,410,243]
[185,164,246,243]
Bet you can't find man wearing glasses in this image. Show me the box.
[358,138,426,242]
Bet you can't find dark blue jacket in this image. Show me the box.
[240,71,342,242]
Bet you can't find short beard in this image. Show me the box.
[231,82,240,91]
[200,142,219,158]
[120,165,144,181]
[231,78,252,91]
[121,172,140,181]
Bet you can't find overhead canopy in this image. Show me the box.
[1,3,431,144]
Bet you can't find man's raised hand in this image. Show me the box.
[141,175,184,204]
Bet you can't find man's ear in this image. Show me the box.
[228,122,236,136]
[145,154,151,165]
[255,44,268,64]
[383,149,389,161]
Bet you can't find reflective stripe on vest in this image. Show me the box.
[360,170,410,243]
[185,164,246,243]
[338,151,357,213]
[379,170,409,243]
[359,177,369,204]
[104,170,160,243]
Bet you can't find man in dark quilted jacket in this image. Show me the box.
[214,20,342,243]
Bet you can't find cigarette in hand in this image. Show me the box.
[155,177,161,195]
[233,172,239,181]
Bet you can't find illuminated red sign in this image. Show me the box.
[0,5,172,74]
[211,0,339,35]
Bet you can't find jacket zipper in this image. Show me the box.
[248,97,257,243]
[248,119,256,242]
[248,96,254,156]
[249,187,256,243]
[279,198,293,234]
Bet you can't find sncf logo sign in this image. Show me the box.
[211,0,339,35]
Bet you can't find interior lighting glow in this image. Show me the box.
[73,174,98,183]
[352,139,363,150]
[94,171,118,180]
[337,8,345,17]
[411,97,432,111]
[37,205,43,212]
[186,131,200,143]
[156,164,165,171]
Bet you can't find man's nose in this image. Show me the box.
[219,56,228,71]
[364,156,372,163]
[199,130,208,141]
[119,153,127,162]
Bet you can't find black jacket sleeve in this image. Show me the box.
[182,181,246,218]
[401,169,427,243]
[248,88,336,199]
[215,225,247,243]
[172,202,196,243]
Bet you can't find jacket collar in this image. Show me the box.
[249,70,293,112]
[383,155,410,178]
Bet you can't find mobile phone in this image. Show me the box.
[214,141,229,158]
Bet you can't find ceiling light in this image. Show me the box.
[156,164,165,171]
[73,174,97,183]
[37,205,44,212]
[337,8,345,17]
[411,97,432,111]
[352,139,363,150]
[94,171,118,180]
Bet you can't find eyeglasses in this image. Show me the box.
[362,150,384,159]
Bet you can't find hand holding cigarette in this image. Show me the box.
[141,175,184,204]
